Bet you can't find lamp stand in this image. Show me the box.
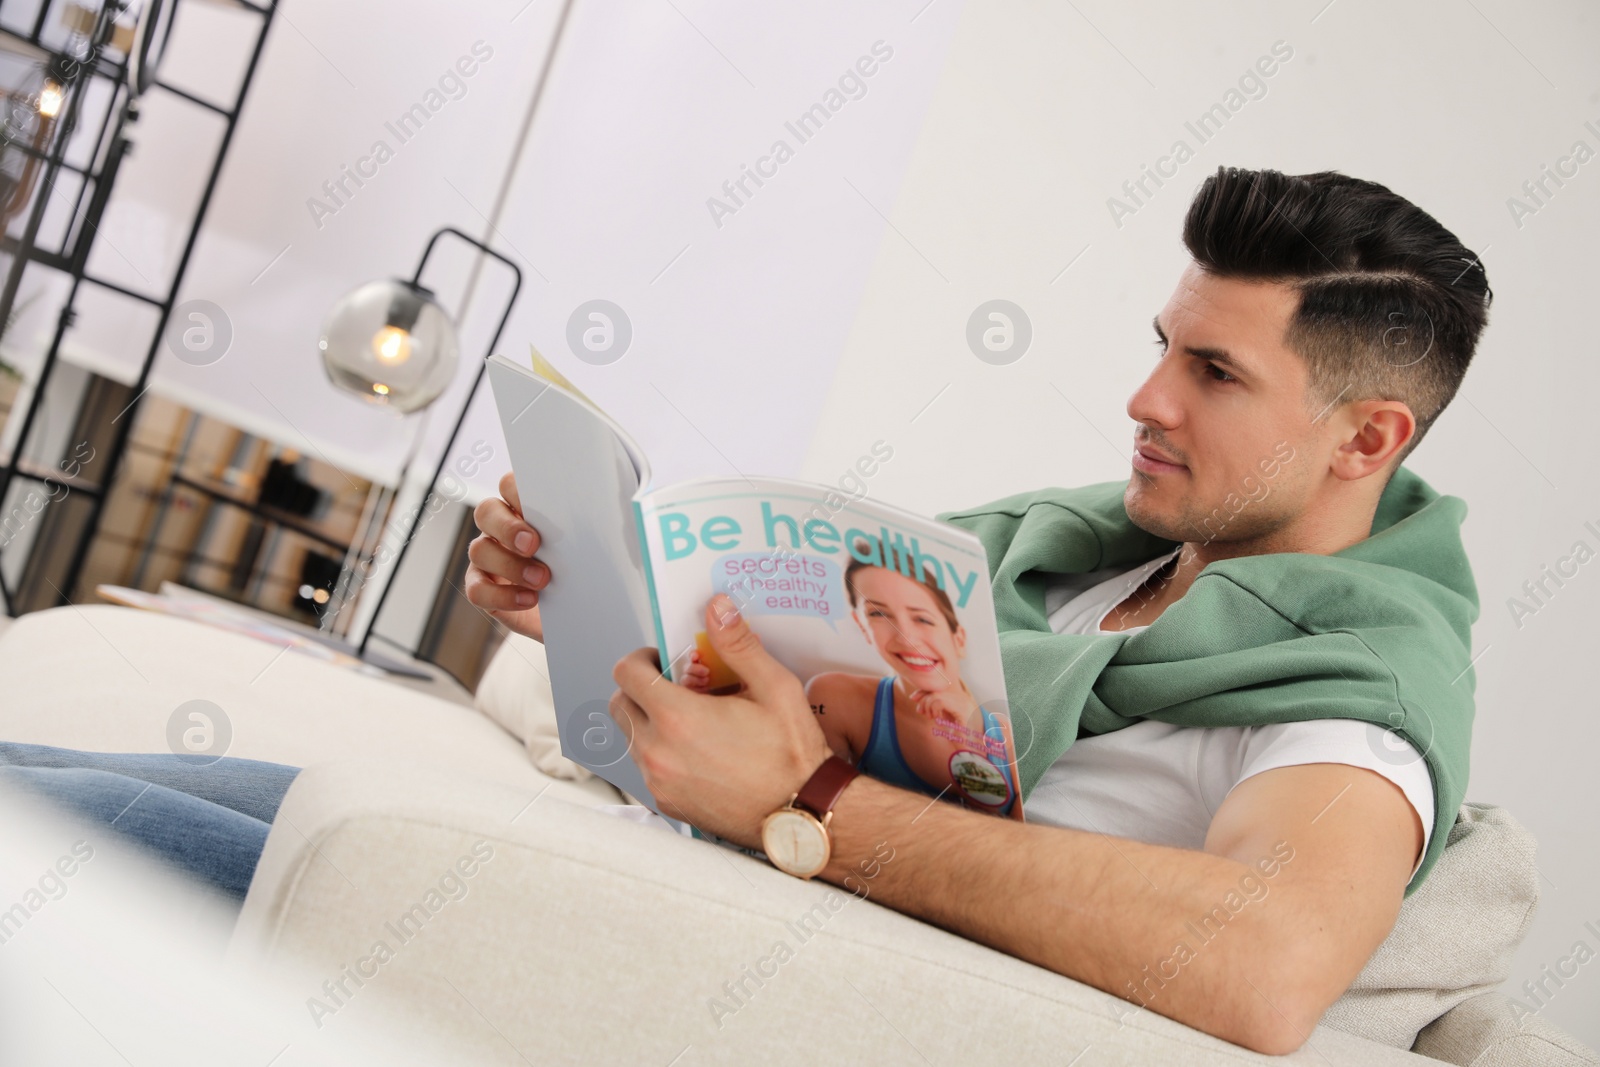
[353,226,522,659]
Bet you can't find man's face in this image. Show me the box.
[1124,262,1321,551]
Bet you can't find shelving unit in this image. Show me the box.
[0,0,279,614]
[6,377,376,627]
[0,1,503,690]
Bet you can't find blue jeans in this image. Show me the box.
[0,742,301,905]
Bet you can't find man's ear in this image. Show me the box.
[1332,399,1415,481]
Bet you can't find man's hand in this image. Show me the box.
[464,471,549,642]
[610,594,832,847]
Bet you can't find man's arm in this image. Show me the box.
[815,761,1419,1055]
[612,595,1421,1057]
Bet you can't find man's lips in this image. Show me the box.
[1134,440,1186,473]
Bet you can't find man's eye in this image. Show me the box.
[1206,363,1236,383]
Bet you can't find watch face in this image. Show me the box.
[762,808,830,878]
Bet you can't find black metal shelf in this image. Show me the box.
[9,456,102,497]
[0,0,280,615]
[167,472,354,554]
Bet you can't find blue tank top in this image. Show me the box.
[856,676,1016,816]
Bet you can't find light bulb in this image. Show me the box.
[320,279,458,413]
[38,83,63,118]
[371,325,412,365]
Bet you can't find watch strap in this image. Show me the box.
[793,755,859,820]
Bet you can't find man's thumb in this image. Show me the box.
[705,594,790,699]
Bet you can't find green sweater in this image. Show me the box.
[935,465,1476,896]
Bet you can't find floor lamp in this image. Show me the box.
[316,225,522,660]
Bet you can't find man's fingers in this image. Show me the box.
[613,646,662,691]
[701,595,802,707]
[614,647,695,709]
[464,567,538,611]
[474,495,541,557]
[498,470,523,516]
[609,687,648,735]
[468,534,547,588]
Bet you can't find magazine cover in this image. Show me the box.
[637,479,1025,821]
[487,353,1023,824]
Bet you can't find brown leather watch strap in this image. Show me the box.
[793,755,860,820]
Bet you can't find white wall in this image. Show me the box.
[801,0,1600,1046]
[14,0,965,494]
[6,0,964,640]
[472,0,966,490]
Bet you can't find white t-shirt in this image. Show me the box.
[1027,547,1435,884]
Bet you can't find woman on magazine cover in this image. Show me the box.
[680,540,1022,819]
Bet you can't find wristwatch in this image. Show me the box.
[760,755,860,879]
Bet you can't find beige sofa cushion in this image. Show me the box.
[0,605,619,807]
[1321,803,1541,1048]
[1411,991,1600,1066]
[235,761,1437,1066]
[473,632,599,783]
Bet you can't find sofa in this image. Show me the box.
[0,604,1594,1065]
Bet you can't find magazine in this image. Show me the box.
[486,353,1023,830]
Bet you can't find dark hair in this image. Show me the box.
[1183,166,1492,469]
[843,538,959,632]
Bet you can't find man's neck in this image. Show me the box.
[1101,550,1189,631]
[1103,497,1383,632]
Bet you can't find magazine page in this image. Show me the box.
[486,355,664,816]
[636,476,1024,821]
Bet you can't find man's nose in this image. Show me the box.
[1127,357,1182,431]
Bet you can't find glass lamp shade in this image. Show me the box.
[318,279,459,414]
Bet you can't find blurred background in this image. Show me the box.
[0,0,1594,1047]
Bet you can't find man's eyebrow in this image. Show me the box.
[1151,315,1255,378]
[1187,345,1254,377]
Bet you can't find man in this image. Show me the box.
[464,165,1491,1054]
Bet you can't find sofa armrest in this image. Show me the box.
[1411,992,1599,1066]
[231,762,1435,1066]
